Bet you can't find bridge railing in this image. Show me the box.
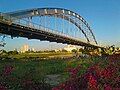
[0,12,88,44]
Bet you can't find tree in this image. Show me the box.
[62,49,67,52]
[72,49,77,53]
[8,50,18,55]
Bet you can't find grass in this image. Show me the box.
[0,52,102,89]
[8,52,73,59]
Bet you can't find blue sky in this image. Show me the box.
[0,0,120,51]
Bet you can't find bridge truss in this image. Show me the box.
[0,8,101,48]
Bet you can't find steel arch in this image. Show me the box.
[6,8,97,44]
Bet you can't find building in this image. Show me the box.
[31,48,35,52]
[20,44,29,53]
[64,45,77,52]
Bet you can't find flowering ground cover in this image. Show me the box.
[0,54,119,90]
[52,54,120,90]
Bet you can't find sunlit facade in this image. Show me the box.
[20,44,29,53]
[64,45,77,52]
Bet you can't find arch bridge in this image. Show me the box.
[0,8,102,48]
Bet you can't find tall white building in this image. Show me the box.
[31,48,35,52]
[20,44,29,53]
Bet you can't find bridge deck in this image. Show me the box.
[0,12,103,49]
[0,21,101,48]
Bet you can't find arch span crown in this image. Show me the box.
[6,8,97,45]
